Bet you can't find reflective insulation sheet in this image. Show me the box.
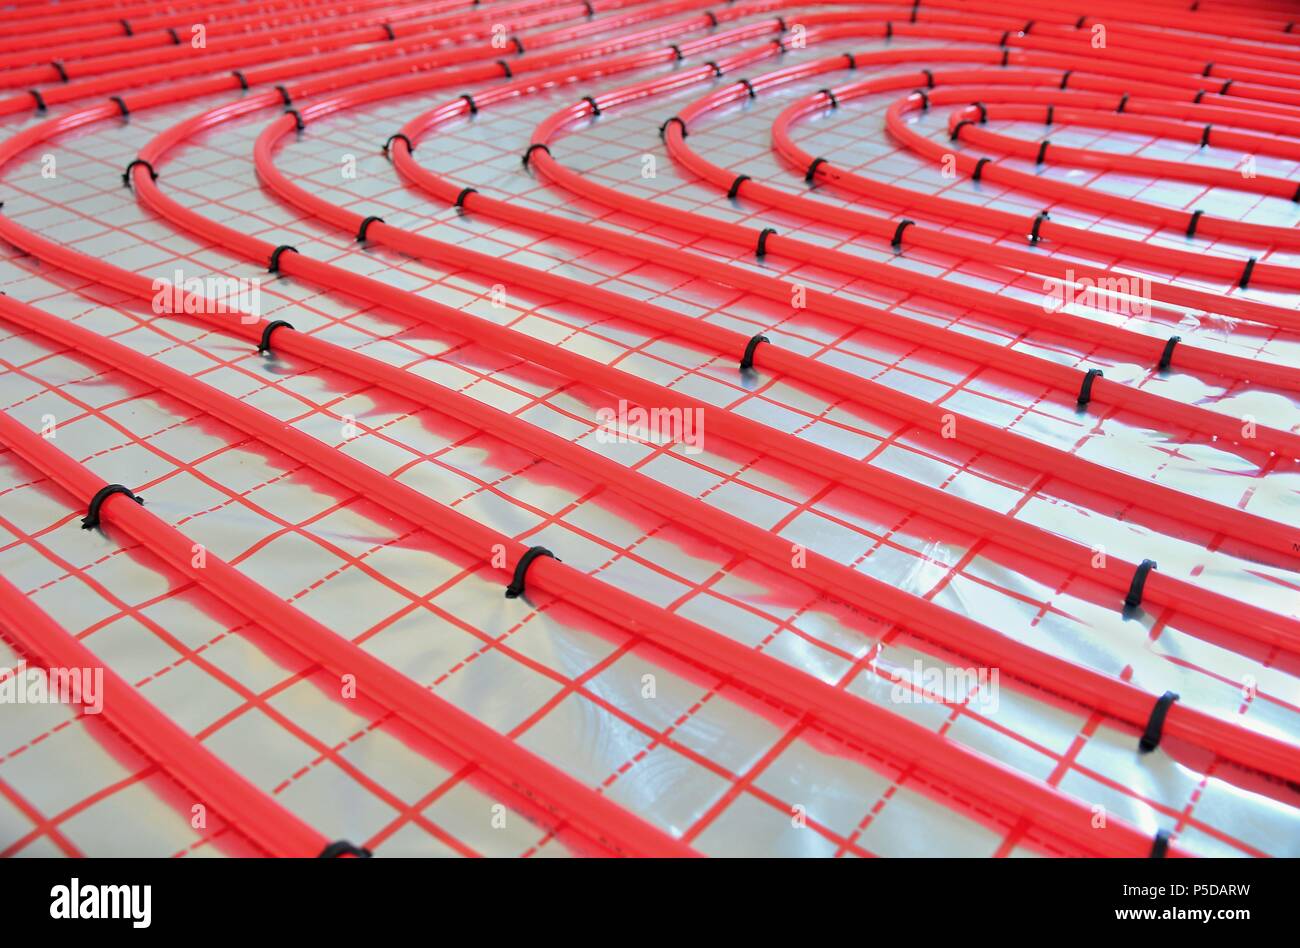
[0,0,1298,858]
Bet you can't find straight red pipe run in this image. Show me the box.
[0,573,328,857]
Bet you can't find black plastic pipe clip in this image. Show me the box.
[383,133,413,158]
[82,485,143,530]
[267,245,299,274]
[1138,691,1180,753]
[356,215,384,242]
[522,143,551,168]
[1124,558,1157,612]
[1157,336,1180,372]
[257,319,295,354]
[505,546,556,599]
[1028,210,1050,245]
[122,158,157,188]
[318,840,373,858]
[891,218,914,251]
[1076,367,1103,409]
[740,333,769,371]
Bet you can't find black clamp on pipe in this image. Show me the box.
[972,157,991,182]
[920,68,934,89]
[1000,48,1009,67]
[356,215,383,242]
[1035,139,1050,165]
[167,27,181,45]
[267,245,298,274]
[1116,93,1129,113]
[737,78,756,99]
[583,0,595,16]
[1076,367,1103,409]
[275,85,292,108]
[512,36,525,54]
[1028,210,1050,245]
[1193,89,1205,104]
[885,20,893,40]
[257,320,295,354]
[233,70,249,91]
[1220,79,1233,95]
[669,44,683,62]
[843,52,857,70]
[1157,336,1180,372]
[1138,691,1180,753]
[804,156,828,185]
[772,37,787,54]
[1150,830,1170,858]
[383,133,413,158]
[910,0,919,23]
[705,61,724,77]
[120,18,133,36]
[285,109,304,132]
[122,158,157,188]
[505,546,556,599]
[381,22,396,40]
[740,333,769,370]
[497,59,513,78]
[454,187,478,210]
[1185,208,1204,238]
[1239,256,1257,290]
[950,120,973,142]
[971,101,987,123]
[82,485,143,530]
[1199,124,1211,148]
[913,89,930,111]
[460,93,477,115]
[891,218,914,251]
[819,88,838,110]
[318,840,373,858]
[1044,104,1054,126]
[1292,182,1300,204]
[755,227,776,258]
[110,96,129,118]
[1124,558,1157,612]
[522,143,551,168]
[51,61,68,83]
[659,116,687,140]
[704,10,718,27]
[727,174,750,199]
[582,95,601,117]
[1059,69,1072,90]
[27,89,46,113]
